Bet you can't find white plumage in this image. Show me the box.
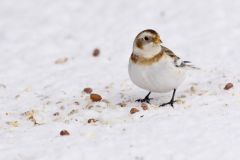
[128,51,186,93]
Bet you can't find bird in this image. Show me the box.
[128,29,197,107]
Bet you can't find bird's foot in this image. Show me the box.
[159,100,176,108]
[135,97,153,104]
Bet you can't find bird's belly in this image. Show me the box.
[128,62,186,93]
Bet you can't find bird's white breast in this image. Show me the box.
[128,54,186,93]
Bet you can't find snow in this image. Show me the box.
[1,0,240,160]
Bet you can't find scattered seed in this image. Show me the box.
[90,93,102,102]
[22,110,39,125]
[224,83,233,90]
[83,88,93,94]
[92,48,100,57]
[60,130,70,136]
[130,108,139,114]
[88,118,98,123]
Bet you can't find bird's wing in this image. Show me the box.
[161,46,199,69]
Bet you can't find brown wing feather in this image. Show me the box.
[161,45,199,69]
[161,46,179,60]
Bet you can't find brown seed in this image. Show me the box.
[88,118,97,123]
[130,108,139,114]
[83,88,93,94]
[92,48,100,57]
[224,83,233,90]
[141,103,148,110]
[60,130,70,136]
[90,93,102,102]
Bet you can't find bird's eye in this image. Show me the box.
[144,36,149,41]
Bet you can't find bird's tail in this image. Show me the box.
[183,61,200,70]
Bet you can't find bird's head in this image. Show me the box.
[133,29,162,58]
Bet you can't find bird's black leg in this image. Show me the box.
[160,89,176,107]
[136,91,153,104]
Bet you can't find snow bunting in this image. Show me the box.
[128,29,196,107]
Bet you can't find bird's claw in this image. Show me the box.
[159,100,176,108]
[135,98,153,104]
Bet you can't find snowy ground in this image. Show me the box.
[1,0,240,160]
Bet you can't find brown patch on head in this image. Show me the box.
[136,39,143,49]
[130,50,164,65]
[134,29,162,49]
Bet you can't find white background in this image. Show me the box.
[1,0,240,160]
